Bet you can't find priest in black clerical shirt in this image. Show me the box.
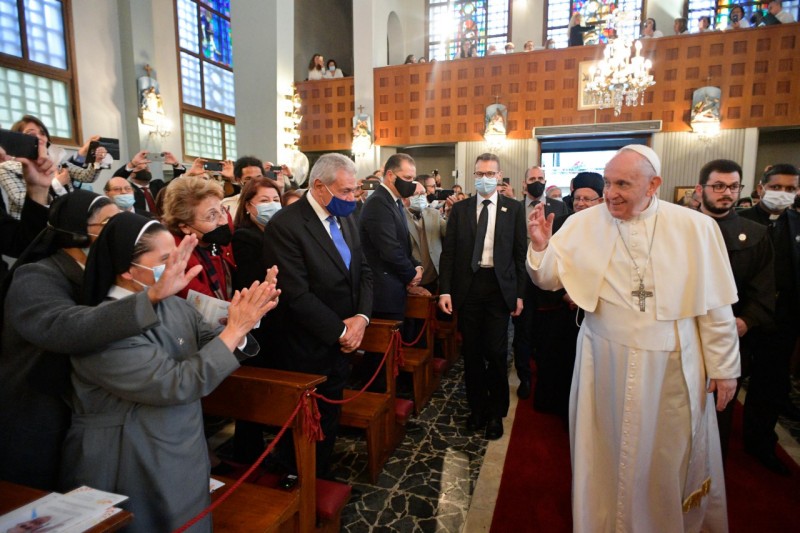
[695,159,777,468]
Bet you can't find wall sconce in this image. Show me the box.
[148,117,172,139]
[280,85,302,158]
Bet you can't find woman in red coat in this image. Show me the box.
[161,175,236,300]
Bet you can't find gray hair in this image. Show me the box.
[309,153,356,186]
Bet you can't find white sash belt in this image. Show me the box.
[585,300,680,352]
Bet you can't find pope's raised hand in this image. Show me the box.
[528,202,554,252]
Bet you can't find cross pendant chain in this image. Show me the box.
[615,210,659,313]
[632,281,653,312]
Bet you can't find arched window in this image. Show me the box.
[546,1,642,49]
[0,0,80,144]
[174,0,236,161]
[426,0,511,61]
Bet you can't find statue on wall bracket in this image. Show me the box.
[138,64,166,127]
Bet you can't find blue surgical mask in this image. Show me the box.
[475,177,498,196]
[131,262,166,286]
[324,184,357,217]
[409,195,428,212]
[253,202,281,225]
[113,193,135,210]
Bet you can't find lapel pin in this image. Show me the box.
[738,233,746,242]
[501,206,508,212]
[178,338,185,346]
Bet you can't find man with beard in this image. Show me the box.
[695,159,775,462]
[738,163,800,475]
[113,150,186,216]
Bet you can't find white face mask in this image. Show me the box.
[409,194,428,212]
[760,190,795,212]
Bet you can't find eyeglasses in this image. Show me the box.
[574,195,600,203]
[88,217,113,227]
[474,171,498,178]
[704,183,745,193]
[196,209,227,224]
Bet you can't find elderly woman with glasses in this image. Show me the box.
[161,175,237,300]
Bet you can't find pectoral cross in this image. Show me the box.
[632,282,653,312]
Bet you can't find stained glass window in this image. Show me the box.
[691,1,799,31]
[175,0,235,160]
[546,0,642,49]
[0,0,78,143]
[426,1,511,61]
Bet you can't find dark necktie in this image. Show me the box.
[396,198,406,218]
[327,215,351,269]
[471,199,492,272]
[141,186,158,215]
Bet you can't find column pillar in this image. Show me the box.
[352,0,381,177]
[231,1,294,162]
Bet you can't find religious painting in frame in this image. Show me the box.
[674,186,696,204]
[578,60,602,111]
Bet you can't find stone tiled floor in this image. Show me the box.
[333,360,490,533]
[211,368,800,532]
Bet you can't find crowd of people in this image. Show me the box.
[0,110,798,531]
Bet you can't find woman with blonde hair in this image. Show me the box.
[161,175,236,300]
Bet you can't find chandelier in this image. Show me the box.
[584,38,655,116]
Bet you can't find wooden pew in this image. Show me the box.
[202,368,326,533]
[399,294,438,414]
[339,319,402,483]
[434,309,460,372]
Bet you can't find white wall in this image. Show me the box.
[645,0,684,37]
[511,0,545,49]
[67,0,128,190]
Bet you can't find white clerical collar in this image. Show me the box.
[107,284,136,301]
[381,183,400,202]
[616,196,659,224]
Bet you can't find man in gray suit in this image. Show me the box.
[404,180,447,294]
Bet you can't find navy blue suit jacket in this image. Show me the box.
[359,185,420,316]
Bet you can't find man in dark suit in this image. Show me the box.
[512,165,570,400]
[360,153,423,321]
[359,154,422,389]
[263,153,372,475]
[439,153,527,440]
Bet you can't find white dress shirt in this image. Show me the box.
[476,191,498,268]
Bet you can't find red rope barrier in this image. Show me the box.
[312,330,400,405]
[398,318,428,347]
[172,397,305,533]
[174,329,402,532]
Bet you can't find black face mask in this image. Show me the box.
[527,182,546,198]
[202,224,232,246]
[134,170,153,182]
[794,195,800,210]
[394,177,417,198]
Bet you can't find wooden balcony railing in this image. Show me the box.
[297,24,799,150]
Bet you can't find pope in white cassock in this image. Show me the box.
[527,145,739,533]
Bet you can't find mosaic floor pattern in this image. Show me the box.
[334,360,488,533]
